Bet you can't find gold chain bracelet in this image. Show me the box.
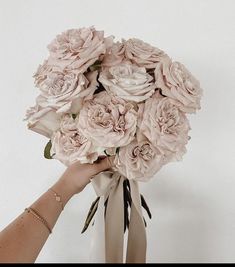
[49,188,64,211]
[25,207,52,234]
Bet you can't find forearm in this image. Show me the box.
[0,157,113,263]
[0,178,73,263]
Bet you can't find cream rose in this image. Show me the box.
[47,27,113,73]
[25,104,61,138]
[155,58,203,113]
[77,91,137,147]
[34,60,98,113]
[99,63,156,102]
[138,92,190,160]
[125,38,168,69]
[114,135,165,181]
[51,114,98,166]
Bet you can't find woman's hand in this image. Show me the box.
[52,156,114,203]
[0,156,114,263]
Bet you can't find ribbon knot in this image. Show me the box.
[91,171,147,263]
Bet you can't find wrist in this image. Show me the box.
[52,176,76,206]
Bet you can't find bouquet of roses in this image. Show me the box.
[25,26,202,263]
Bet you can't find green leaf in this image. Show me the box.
[141,194,152,219]
[44,140,52,159]
[123,180,130,233]
[81,197,100,234]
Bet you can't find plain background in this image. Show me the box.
[0,0,235,263]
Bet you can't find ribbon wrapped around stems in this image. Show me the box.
[85,171,147,263]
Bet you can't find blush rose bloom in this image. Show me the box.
[138,92,190,160]
[99,63,156,102]
[102,41,126,67]
[34,60,98,113]
[114,134,166,181]
[51,114,99,166]
[47,27,113,73]
[155,58,203,113]
[77,91,137,147]
[125,38,169,69]
[25,104,61,138]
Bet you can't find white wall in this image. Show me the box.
[0,0,235,263]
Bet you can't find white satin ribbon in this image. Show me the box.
[90,171,147,263]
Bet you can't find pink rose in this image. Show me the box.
[25,104,61,138]
[114,134,165,181]
[99,63,156,102]
[125,38,169,69]
[102,41,125,67]
[155,58,203,113]
[51,114,98,166]
[138,92,190,160]
[77,91,137,147]
[34,60,98,113]
[47,27,113,73]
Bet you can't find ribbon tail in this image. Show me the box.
[89,196,105,263]
[126,180,147,263]
[105,176,125,263]
[90,172,146,263]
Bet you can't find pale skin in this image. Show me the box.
[0,156,114,263]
